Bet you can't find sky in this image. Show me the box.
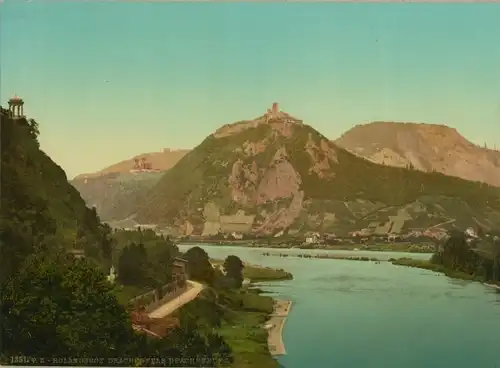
[1,2,500,179]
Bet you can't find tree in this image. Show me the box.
[184,247,214,284]
[117,242,150,286]
[149,242,177,298]
[0,250,138,359]
[223,255,244,289]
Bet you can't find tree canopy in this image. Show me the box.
[431,231,500,283]
[223,255,244,289]
[1,250,138,359]
[183,246,215,284]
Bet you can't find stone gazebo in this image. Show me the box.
[8,95,24,118]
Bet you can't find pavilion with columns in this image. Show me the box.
[8,95,24,118]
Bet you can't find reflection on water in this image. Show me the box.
[179,244,500,368]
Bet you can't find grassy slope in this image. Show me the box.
[216,291,278,368]
[133,121,500,229]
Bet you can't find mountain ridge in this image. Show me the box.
[335,121,500,187]
[125,107,500,237]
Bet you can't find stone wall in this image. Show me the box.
[129,281,189,312]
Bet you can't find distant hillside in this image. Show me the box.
[70,172,164,221]
[73,148,189,180]
[335,122,500,187]
[126,105,500,237]
[0,107,111,279]
[71,149,189,221]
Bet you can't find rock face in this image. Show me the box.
[335,122,500,187]
[129,107,500,237]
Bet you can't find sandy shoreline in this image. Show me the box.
[267,299,292,356]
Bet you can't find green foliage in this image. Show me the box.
[392,231,500,284]
[183,246,215,284]
[116,231,179,295]
[117,242,151,287]
[157,321,233,367]
[1,250,138,359]
[215,290,278,368]
[0,108,118,279]
[223,255,244,289]
[0,107,239,364]
[242,265,293,282]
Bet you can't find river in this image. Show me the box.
[178,244,500,368]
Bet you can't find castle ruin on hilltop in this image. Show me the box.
[131,157,160,173]
[263,102,303,124]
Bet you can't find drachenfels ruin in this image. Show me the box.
[263,102,302,124]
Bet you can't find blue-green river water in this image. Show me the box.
[178,245,500,368]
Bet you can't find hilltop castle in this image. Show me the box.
[263,102,302,124]
[131,157,159,173]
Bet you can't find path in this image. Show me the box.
[426,219,456,231]
[148,280,204,319]
[267,300,292,356]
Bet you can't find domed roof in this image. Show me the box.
[9,94,23,103]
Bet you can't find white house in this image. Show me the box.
[305,233,320,244]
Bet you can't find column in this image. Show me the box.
[20,105,24,116]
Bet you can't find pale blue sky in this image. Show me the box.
[1,2,499,179]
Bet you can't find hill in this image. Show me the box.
[335,122,500,187]
[71,149,188,221]
[130,105,500,237]
[0,106,278,366]
[0,107,113,279]
[71,171,163,221]
[73,148,189,180]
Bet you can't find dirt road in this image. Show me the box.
[148,280,204,319]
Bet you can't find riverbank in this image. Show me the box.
[181,240,435,253]
[390,258,500,288]
[267,300,292,356]
[210,258,294,282]
[216,290,283,367]
[262,252,381,262]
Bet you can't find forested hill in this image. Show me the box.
[0,107,238,363]
[0,107,113,280]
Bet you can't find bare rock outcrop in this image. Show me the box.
[254,191,304,234]
[305,134,337,178]
[255,148,302,204]
[228,159,260,205]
